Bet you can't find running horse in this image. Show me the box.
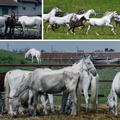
[4,10,16,39]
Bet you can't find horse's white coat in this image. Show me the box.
[4,69,32,116]
[18,16,42,37]
[46,13,78,33]
[86,11,118,35]
[72,9,96,22]
[25,48,41,64]
[106,72,120,115]
[43,7,62,20]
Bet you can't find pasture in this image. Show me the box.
[1,50,120,119]
[43,0,120,39]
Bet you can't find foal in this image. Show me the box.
[67,16,88,35]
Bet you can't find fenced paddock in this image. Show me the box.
[0,14,42,39]
[0,64,120,120]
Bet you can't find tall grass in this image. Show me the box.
[43,0,120,39]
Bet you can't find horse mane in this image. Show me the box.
[102,11,112,17]
[83,9,92,14]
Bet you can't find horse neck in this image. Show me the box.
[109,89,114,99]
[49,9,56,17]
[72,59,84,72]
[26,50,31,56]
[14,73,32,97]
[84,10,92,18]
[104,13,113,20]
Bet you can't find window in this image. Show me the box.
[33,7,36,10]
[23,7,26,10]
[2,8,8,14]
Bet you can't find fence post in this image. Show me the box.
[99,8,101,18]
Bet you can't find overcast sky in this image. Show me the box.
[0,40,120,52]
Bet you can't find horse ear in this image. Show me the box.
[88,55,91,59]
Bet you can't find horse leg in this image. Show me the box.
[47,94,55,114]
[69,90,77,116]
[72,27,75,35]
[39,94,48,115]
[86,25,91,35]
[62,25,66,33]
[33,92,38,116]
[60,90,69,114]
[83,90,89,113]
[66,24,73,34]
[46,24,51,33]
[106,23,116,35]
[4,24,8,39]
[114,21,118,30]
[28,89,33,116]
[67,27,72,35]
[92,26,99,35]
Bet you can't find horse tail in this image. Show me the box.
[43,18,49,26]
[76,72,83,114]
[4,71,10,111]
[91,74,99,112]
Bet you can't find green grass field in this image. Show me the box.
[43,0,120,39]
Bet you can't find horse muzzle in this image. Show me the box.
[89,68,97,76]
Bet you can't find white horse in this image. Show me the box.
[0,15,10,34]
[60,55,99,114]
[114,14,120,29]
[72,9,96,22]
[43,7,62,21]
[43,7,62,27]
[46,13,79,33]
[4,69,54,116]
[86,11,118,35]
[106,72,120,115]
[4,69,32,115]
[10,56,97,117]
[25,48,41,64]
[18,16,42,38]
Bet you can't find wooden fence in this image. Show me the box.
[0,64,118,97]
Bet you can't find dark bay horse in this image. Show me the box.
[4,10,16,39]
[67,16,88,35]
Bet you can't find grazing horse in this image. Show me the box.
[86,11,118,35]
[67,16,88,35]
[4,69,54,116]
[106,72,120,115]
[25,48,41,64]
[4,10,16,39]
[46,13,79,33]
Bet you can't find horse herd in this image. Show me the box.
[0,11,42,39]
[0,48,120,118]
[43,7,120,35]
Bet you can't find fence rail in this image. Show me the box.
[0,63,117,96]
